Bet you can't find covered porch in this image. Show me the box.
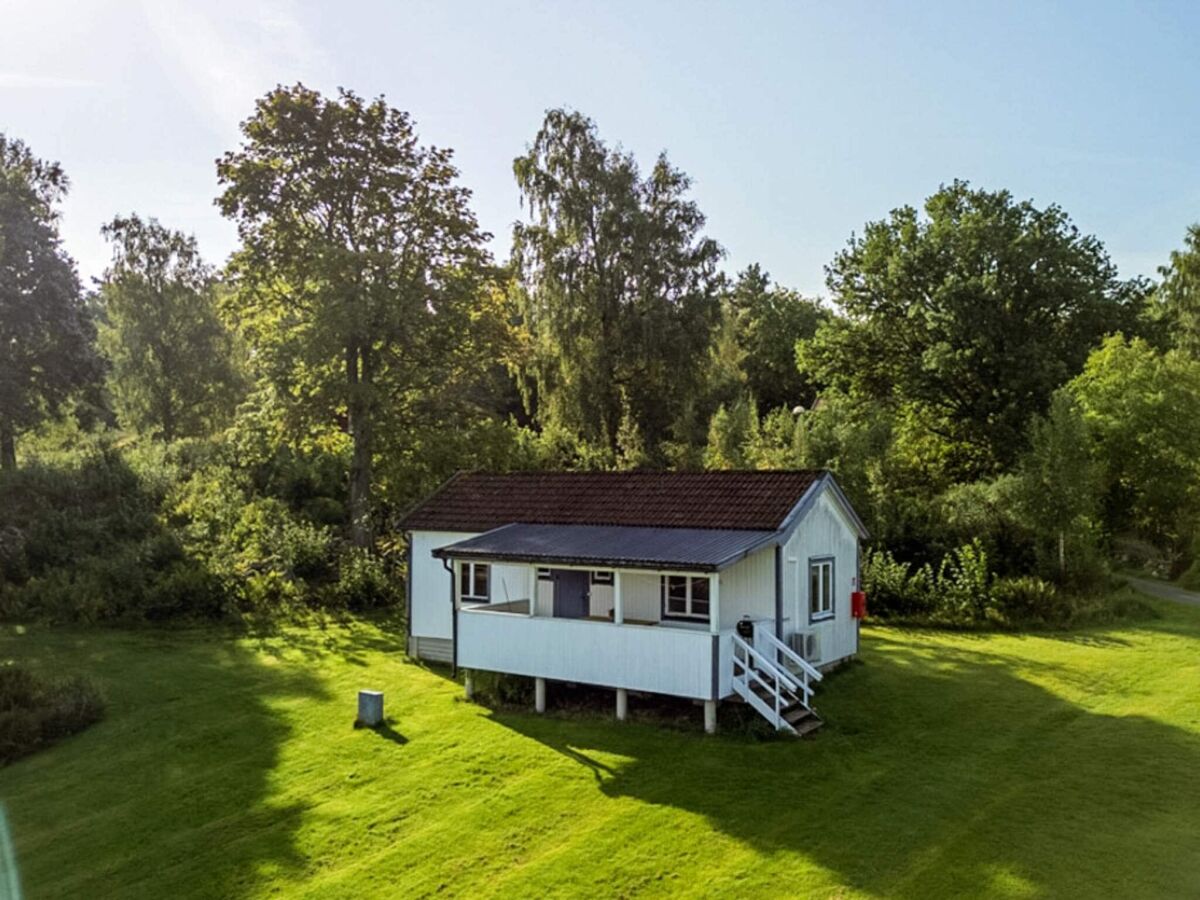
[433,522,784,732]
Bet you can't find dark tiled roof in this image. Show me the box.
[432,523,777,572]
[398,470,824,533]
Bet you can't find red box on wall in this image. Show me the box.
[851,591,867,619]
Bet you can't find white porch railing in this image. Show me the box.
[458,606,717,700]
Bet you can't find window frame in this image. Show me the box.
[660,574,711,622]
[808,556,835,622]
[590,570,614,585]
[536,567,553,581]
[460,561,490,604]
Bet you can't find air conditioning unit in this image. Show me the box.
[789,631,821,663]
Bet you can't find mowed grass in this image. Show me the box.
[3,600,1200,899]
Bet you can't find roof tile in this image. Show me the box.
[397,470,824,533]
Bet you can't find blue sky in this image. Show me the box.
[3,1,1199,295]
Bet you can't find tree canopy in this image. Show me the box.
[511,109,723,465]
[97,214,243,440]
[217,85,497,545]
[0,134,98,468]
[722,264,828,413]
[802,180,1148,479]
[1155,224,1200,357]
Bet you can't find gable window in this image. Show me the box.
[591,570,614,585]
[662,575,710,621]
[809,558,834,621]
[460,562,490,604]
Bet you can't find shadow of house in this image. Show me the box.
[490,630,1200,897]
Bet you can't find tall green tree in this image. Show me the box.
[723,264,828,412]
[0,135,98,469]
[1068,335,1200,552]
[1013,391,1102,585]
[217,85,493,546]
[97,214,242,440]
[1155,224,1200,357]
[512,109,723,464]
[802,181,1148,478]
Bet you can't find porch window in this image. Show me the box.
[809,558,834,621]
[460,562,490,603]
[591,570,614,585]
[536,568,552,581]
[662,575,710,621]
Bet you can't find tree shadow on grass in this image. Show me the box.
[1,628,330,899]
[491,631,1200,897]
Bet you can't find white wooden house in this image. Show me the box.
[399,470,868,734]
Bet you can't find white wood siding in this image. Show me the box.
[410,530,475,641]
[717,546,775,629]
[459,608,718,699]
[782,486,860,666]
[410,531,534,640]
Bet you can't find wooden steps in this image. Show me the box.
[746,680,823,737]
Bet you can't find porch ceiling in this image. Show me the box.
[431,522,777,572]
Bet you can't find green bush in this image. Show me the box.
[328,548,399,611]
[862,549,934,618]
[988,575,1064,624]
[0,665,105,764]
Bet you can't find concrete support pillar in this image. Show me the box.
[535,677,547,713]
[615,687,628,721]
[704,699,718,734]
[463,670,474,701]
[709,573,721,635]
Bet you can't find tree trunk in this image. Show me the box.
[0,418,14,470]
[347,343,374,548]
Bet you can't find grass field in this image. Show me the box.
[3,598,1199,899]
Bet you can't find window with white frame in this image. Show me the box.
[591,570,614,585]
[809,558,834,620]
[536,567,552,581]
[662,575,710,621]
[460,562,490,603]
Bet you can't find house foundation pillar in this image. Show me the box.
[704,700,718,734]
[535,677,547,713]
[615,688,628,721]
[463,670,474,701]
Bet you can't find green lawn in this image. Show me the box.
[3,600,1199,899]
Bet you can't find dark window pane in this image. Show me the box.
[822,564,832,612]
[691,577,709,603]
[810,567,820,613]
[473,564,489,598]
[691,599,710,616]
[460,565,470,598]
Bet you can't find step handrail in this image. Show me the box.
[731,634,795,730]
[759,629,824,684]
[731,633,813,709]
[731,633,803,695]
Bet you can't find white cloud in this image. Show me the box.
[138,0,330,135]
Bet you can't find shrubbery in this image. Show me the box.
[0,439,402,623]
[863,540,1149,628]
[0,665,105,764]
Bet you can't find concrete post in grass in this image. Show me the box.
[615,687,628,721]
[534,677,546,713]
[704,700,717,735]
[463,670,474,700]
[358,690,384,727]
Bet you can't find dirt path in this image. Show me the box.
[1125,576,1200,608]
